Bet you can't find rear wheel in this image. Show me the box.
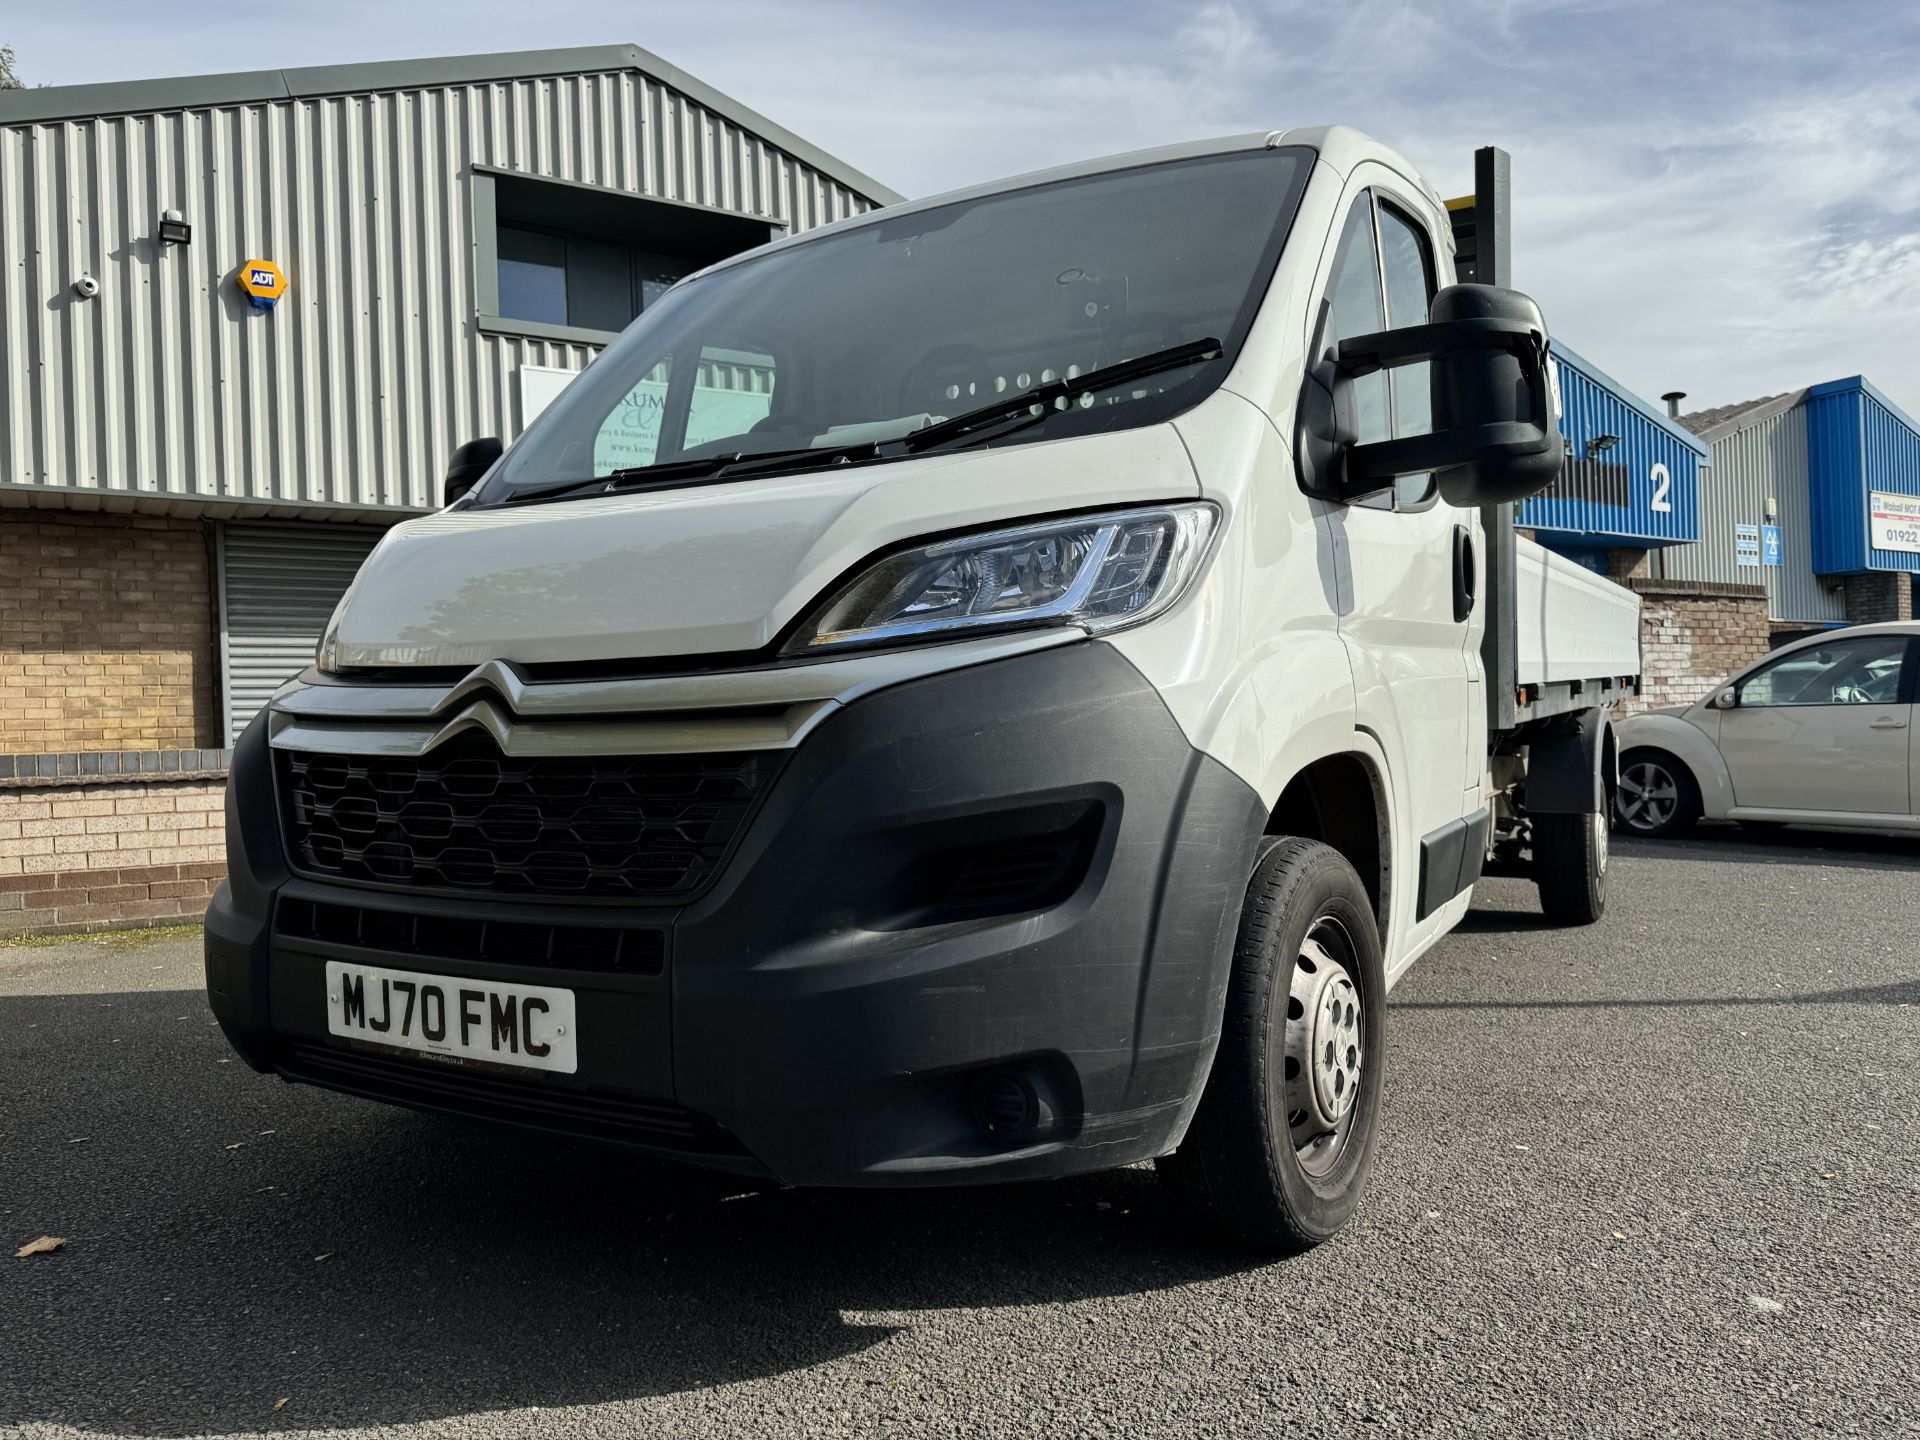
[1614,750,1700,838]
[1159,837,1385,1253]
[1534,809,1608,925]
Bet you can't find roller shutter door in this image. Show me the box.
[219,523,384,744]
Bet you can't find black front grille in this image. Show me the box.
[276,896,665,976]
[279,1042,755,1159]
[279,734,777,901]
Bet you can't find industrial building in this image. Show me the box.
[1511,342,1748,712]
[1520,341,1709,568]
[1519,352,1920,709]
[1669,377,1920,633]
[0,47,898,933]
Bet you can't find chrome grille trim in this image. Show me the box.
[271,630,1077,727]
[269,696,830,758]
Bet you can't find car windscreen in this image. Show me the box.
[473,147,1310,504]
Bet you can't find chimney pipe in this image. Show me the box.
[1661,390,1686,419]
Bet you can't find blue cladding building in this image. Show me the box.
[1519,341,1708,566]
[1805,378,1920,578]
[1512,345,1920,708]
[1668,375,1920,629]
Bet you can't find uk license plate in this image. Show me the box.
[324,961,577,1075]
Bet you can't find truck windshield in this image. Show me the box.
[474,146,1311,505]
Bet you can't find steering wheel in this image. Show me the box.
[898,344,992,417]
[745,412,827,447]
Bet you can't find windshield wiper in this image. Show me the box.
[500,445,864,507]
[500,456,739,507]
[900,337,1225,454]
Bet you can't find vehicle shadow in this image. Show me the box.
[1451,906,1557,936]
[1393,975,1920,1012]
[1613,822,1920,871]
[0,987,1257,1436]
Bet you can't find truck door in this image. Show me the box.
[1316,185,1478,927]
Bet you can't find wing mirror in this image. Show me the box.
[1297,283,1563,507]
[443,436,503,506]
[1711,687,1738,711]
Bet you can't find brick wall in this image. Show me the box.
[0,778,225,936]
[1606,548,1652,582]
[1840,572,1915,625]
[1625,579,1772,714]
[0,513,219,752]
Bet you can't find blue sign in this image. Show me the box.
[1761,525,1783,566]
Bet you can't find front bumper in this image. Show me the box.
[206,640,1266,1186]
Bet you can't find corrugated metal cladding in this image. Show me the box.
[1518,341,1705,545]
[219,522,384,742]
[1659,400,1844,623]
[1807,378,1920,575]
[0,58,886,520]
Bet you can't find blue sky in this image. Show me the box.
[9,0,1920,417]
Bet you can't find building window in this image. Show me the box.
[498,227,568,325]
[477,168,782,340]
[496,224,692,332]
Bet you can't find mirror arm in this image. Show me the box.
[1335,316,1545,377]
[1347,421,1549,488]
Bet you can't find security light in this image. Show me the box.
[158,209,191,247]
[1584,434,1619,458]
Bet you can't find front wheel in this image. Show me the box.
[1159,837,1386,1253]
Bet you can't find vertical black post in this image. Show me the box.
[1470,146,1519,733]
[1471,146,1510,288]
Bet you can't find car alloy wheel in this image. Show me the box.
[1617,759,1679,833]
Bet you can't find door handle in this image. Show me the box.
[1451,524,1476,623]
[1870,716,1909,730]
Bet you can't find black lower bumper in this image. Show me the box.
[207,639,1267,1186]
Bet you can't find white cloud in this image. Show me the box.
[8,0,1919,414]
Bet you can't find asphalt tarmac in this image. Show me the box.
[4,824,1915,1438]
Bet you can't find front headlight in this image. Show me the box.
[314,587,353,674]
[787,503,1218,654]
[314,615,341,674]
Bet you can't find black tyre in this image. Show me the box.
[1159,837,1385,1253]
[1534,809,1608,925]
[1614,749,1700,838]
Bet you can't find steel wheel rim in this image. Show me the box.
[1593,807,1609,873]
[1616,760,1677,833]
[1282,914,1365,1177]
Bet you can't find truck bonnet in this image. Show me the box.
[323,424,1202,670]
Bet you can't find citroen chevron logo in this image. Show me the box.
[419,697,516,755]
[434,659,525,717]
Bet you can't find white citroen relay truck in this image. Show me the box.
[207,128,1640,1251]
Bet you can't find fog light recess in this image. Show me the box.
[971,1069,1058,1145]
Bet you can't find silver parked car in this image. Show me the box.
[1614,622,1918,837]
